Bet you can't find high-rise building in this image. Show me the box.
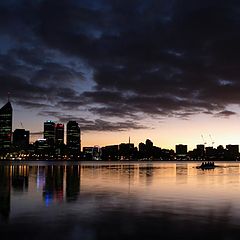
[175,144,188,156]
[0,101,13,152]
[55,123,64,146]
[226,145,239,158]
[67,121,81,155]
[119,143,134,159]
[13,129,30,149]
[44,121,55,146]
[145,139,153,158]
[196,144,205,157]
[34,139,49,154]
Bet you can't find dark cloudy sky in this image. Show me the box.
[1,0,240,148]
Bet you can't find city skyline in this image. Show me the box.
[2,99,240,151]
[1,1,240,150]
[1,99,239,161]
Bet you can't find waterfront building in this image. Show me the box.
[175,144,188,156]
[55,123,64,146]
[34,139,49,155]
[226,144,239,159]
[139,142,146,152]
[67,121,81,155]
[83,147,93,160]
[196,144,205,156]
[145,139,154,159]
[205,146,216,158]
[13,129,30,149]
[44,121,55,147]
[83,147,93,154]
[119,143,134,159]
[0,101,13,153]
[101,145,119,160]
[92,146,101,160]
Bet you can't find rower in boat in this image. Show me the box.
[197,161,215,169]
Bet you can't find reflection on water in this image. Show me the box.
[0,166,10,221]
[1,162,240,239]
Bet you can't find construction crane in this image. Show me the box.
[201,134,207,146]
[209,134,215,147]
[19,122,24,129]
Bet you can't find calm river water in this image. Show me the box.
[1,161,240,240]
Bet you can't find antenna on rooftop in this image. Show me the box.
[7,92,10,102]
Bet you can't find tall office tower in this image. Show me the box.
[145,139,153,158]
[196,144,205,157]
[67,121,81,155]
[44,121,55,147]
[13,129,30,149]
[55,123,64,146]
[0,101,13,152]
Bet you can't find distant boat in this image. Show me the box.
[196,162,216,170]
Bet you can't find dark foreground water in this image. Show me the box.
[1,161,240,240]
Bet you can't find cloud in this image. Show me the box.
[39,110,146,131]
[1,0,240,128]
[0,47,84,108]
[215,110,237,118]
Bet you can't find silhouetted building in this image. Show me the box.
[226,145,239,159]
[13,129,29,149]
[119,143,134,159]
[152,146,162,159]
[161,149,174,160]
[138,142,147,159]
[92,146,101,160]
[139,142,146,152]
[83,147,93,160]
[34,139,49,155]
[67,121,81,156]
[145,139,154,159]
[176,144,188,157]
[216,145,225,159]
[146,139,153,152]
[101,145,119,160]
[196,144,205,157]
[83,147,93,154]
[44,121,55,147]
[55,123,64,146]
[55,123,64,155]
[205,147,216,158]
[0,101,12,153]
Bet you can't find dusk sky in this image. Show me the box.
[1,0,240,149]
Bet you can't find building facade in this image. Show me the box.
[67,121,81,155]
[13,129,29,149]
[44,121,55,147]
[0,101,13,152]
[55,123,64,146]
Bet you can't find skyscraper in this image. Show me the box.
[55,123,64,146]
[0,101,13,152]
[67,121,80,155]
[44,121,55,147]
